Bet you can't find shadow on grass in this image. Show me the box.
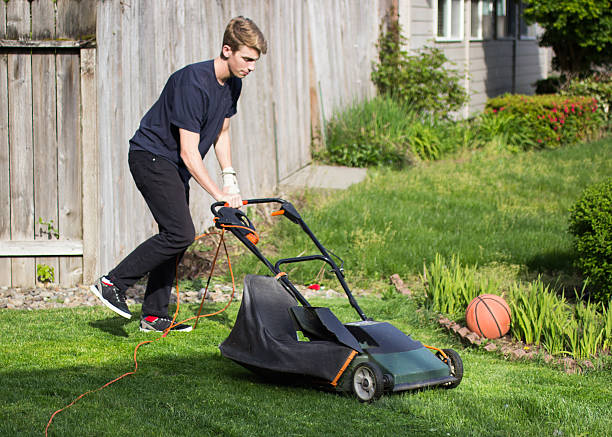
[524,249,586,298]
[525,249,577,273]
[88,314,136,338]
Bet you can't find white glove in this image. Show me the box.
[222,167,240,194]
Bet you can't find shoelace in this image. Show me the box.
[114,287,127,303]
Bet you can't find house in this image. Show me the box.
[399,0,552,115]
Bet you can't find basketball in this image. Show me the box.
[465,294,511,339]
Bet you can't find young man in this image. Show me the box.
[90,17,267,332]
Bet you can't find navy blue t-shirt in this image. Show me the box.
[129,60,242,182]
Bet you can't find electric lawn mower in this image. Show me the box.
[212,198,463,402]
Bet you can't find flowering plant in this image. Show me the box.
[485,94,605,149]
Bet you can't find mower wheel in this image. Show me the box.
[437,348,463,389]
[351,362,384,402]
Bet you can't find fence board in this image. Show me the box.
[6,0,30,40]
[81,48,98,284]
[0,2,6,38]
[126,1,148,258]
[56,0,96,40]
[33,53,60,284]
[31,0,56,40]
[57,53,82,286]
[8,53,35,287]
[0,54,10,285]
[96,0,114,275]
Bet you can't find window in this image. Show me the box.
[496,0,516,38]
[519,1,537,39]
[471,0,494,39]
[437,0,464,41]
[471,0,528,40]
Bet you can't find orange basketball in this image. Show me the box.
[465,294,511,339]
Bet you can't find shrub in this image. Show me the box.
[562,72,612,125]
[485,94,606,149]
[371,11,467,118]
[569,179,612,303]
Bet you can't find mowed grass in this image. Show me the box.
[1,299,611,437]
[1,138,611,436]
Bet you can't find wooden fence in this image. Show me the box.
[0,0,387,287]
[0,0,96,287]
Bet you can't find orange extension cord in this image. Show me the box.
[45,225,254,436]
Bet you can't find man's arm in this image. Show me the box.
[214,118,233,170]
[179,128,242,208]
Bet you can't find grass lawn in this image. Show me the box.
[2,300,611,437]
[1,138,611,436]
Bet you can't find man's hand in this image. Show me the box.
[219,191,243,209]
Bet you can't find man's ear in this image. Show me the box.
[221,44,233,58]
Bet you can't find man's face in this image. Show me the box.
[224,45,260,79]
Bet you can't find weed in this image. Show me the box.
[36,264,55,283]
[38,217,59,239]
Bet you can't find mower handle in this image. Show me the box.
[210,197,286,217]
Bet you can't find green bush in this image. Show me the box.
[371,12,467,118]
[485,94,606,149]
[317,96,471,168]
[569,179,612,303]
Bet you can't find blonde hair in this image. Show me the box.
[221,16,267,58]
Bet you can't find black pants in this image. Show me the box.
[108,150,195,317]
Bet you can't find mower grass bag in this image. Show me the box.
[220,275,357,383]
[213,198,463,402]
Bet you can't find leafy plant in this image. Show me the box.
[36,264,55,283]
[371,8,467,118]
[569,178,612,303]
[38,217,59,239]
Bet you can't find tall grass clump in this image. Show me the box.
[507,279,611,359]
[424,255,611,360]
[316,96,472,168]
[422,254,500,316]
[508,279,571,354]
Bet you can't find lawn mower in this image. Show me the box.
[212,198,463,402]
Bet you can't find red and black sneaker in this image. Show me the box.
[140,315,192,333]
[89,277,132,319]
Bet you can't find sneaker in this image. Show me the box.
[140,315,193,333]
[89,277,132,319]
